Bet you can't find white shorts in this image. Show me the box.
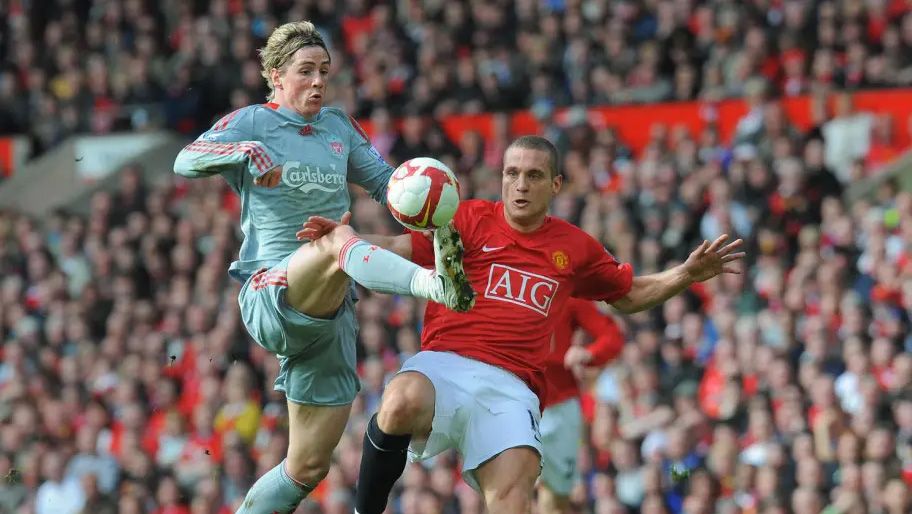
[539,397,583,495]
[399,351,543,491]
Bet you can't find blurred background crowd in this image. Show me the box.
[3,0,912,156]
[2,1,912,514]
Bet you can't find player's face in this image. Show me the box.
[272,45,330,117]
[501,147,561,232]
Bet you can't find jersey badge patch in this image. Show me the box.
[552,250,569,270]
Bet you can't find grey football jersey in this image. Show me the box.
[174,103,395,282]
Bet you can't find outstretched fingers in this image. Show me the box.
[296,219,333,241]
[304,215,337,227]
[718,238,744,256]
[295,227,316,241]
[706,234,730,253]
[295,212,352,241]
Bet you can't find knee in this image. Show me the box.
[285,452,331,487]
[377,374,435,435]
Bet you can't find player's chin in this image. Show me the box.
[506,206,534,223]
[300,97,323,115]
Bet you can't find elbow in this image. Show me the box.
[610,296,638,314]
[173,154,188,176]
[173,153,199,178]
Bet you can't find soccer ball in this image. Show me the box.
[386,157,460,231]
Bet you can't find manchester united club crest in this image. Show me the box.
[552,250,569,270]
[299,125,313,136]
[330,141,344,157]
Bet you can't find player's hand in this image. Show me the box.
[565,346,594,380]
[564,346,594,369]
[254,167,282,188]
[296,211,351,241]
[683,234,745,282]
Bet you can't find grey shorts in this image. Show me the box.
[401,351,543,492]
[238,254,360,406]
[539,398,583,494]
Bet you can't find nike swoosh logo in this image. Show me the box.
[482,245,504,253]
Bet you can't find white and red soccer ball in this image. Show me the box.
[386,157,460,231]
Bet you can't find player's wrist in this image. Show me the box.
[677,263,698,286]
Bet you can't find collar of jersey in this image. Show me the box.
[264,102,322,124]
[494,201,553,240]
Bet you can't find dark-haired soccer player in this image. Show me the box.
[302,135,744,513]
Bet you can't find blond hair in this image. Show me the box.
[259,21,329,100]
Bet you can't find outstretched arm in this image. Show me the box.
[173,139,277,180]
[609,266,693,314]
[610,235,745,314]
[173,107,278,184]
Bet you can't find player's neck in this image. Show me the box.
[271,96,318,121]
[504,215,546,234]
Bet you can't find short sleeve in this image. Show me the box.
[174,106,278,187]
[203,108,253,144]
[572,236,634,303]
[343,112,396,204]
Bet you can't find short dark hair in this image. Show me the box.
[507,135,560,178]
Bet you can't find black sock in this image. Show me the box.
[355,414,412,514]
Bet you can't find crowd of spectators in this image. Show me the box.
[3,0,912,155]
[2,1,912,514]
[0,84,911,513]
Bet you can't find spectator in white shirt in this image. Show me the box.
[35,451,85,514]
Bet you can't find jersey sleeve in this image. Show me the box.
[173,106,278,181]
[571,234,634,303]
[343,112,396,204]
[571,300,625,366]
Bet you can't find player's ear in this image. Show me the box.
[552,174,562,195]
[271,68,282,91]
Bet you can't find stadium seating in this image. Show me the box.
[1,1,912,513]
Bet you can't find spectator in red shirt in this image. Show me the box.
[539,298,625,513]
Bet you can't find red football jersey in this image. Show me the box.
[410,200,633,401]
[543,298,625,408]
